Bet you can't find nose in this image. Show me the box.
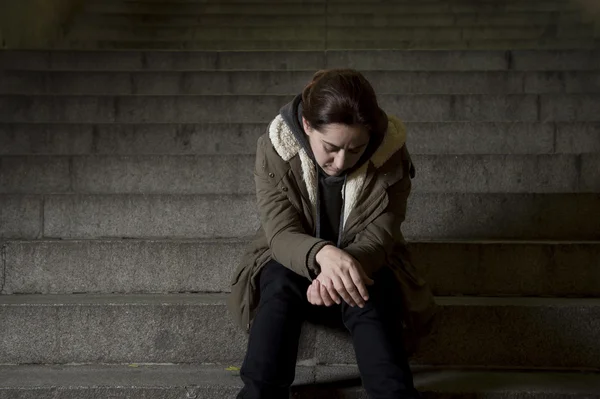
[333,152,346,171]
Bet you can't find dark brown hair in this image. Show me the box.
[301,69,388,135]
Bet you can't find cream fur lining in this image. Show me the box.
[268,114,406,229]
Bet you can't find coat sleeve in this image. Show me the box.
[254,135,332,280]
[342,156,413,278]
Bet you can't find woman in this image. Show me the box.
[227,69,438,398]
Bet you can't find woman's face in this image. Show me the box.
[302,117,370,177]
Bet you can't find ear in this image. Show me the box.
[302,116,313,134]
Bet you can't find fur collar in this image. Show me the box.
[268,114,406,228]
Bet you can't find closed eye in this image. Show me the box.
[323,141,367,154]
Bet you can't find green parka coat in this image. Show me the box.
[227,112,439,356]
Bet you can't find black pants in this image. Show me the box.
[237,259,421,399]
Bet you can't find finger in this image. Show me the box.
[337,272,360,307]
[349,267,370,302]
[307,284,313,304]
[342,270,366,307]
[308,283,319,305]
[319,280,335,306]
[331,275,354,306]
[361,270,375,286]
[321,277,341,305]
[313,280,324,306]
[331,275,356,307]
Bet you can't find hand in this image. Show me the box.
[313,245,374,308]
[307,279,336,307]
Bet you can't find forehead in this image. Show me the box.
[319,123,369,146]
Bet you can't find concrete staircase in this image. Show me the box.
[57,0,600,50]
[2,0,600,397]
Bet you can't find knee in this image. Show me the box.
[369,266,404,305]
[259,260,308,305]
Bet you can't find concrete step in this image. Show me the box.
[2,50,598,72]
[84,11,587,27]
[113,0,578,3]
[74,13,327,28]
[60,39,329,51]
[86,2,327,15]
[2,122,598,156]
[2,239,599,297]
[68,26,331,41]
[1,154,599,194]
[84,2,578,15]
[326,38,598,51]
[333,26,594,41]
[64,25,594,43]
[1,94,599,123]
[2,70,600,95]
[1,293,599,368]
[328,2,580,14]
[58,37,599,50]
[71,11,583,28]
[2,364,600,398]
[1,193,599,240]
[111,0,577,3]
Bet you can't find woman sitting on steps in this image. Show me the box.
[227,68,439,399]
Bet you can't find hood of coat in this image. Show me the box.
[269,95,407,229]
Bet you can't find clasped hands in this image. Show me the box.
[307,245,374,308]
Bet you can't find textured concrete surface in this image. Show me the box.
[0,123,266,155]
[70,26,328,42]
[582,155,600,191]
[62,38,598,51]
[3,70,599,95]
[328,49,599,71]
[0,292,314,365]
[328,38,596,52]
[64,25,595,44]
[0,364,598,399]
[327,3,578,14]
[3,240,600,297]
[70,12,583,29]
[2,154,597,194]
[406,122,557,154]
[556,122,600,153]
[70,155,256,194]
[315,296,600,369]
[328,27,578,42]
[401,193,600,240]
[1,364,600,399]
[0,193,587,239]
[1,294,600,368]
[0,195,41,239]
[0,49,327,70]
[42,194,261,239]
[87,2,326,14]
[0,94,557,123]
[2,50,598,71]
[2,238,247,294]
[511,50,600,71]
[73,13,328,28]
[540,94,600,121]
[1,122,573,156]
[84,2,577,15]
[412,241,600,297]
[0,156,71,193]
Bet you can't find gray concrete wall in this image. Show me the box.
[0,0,83,49]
